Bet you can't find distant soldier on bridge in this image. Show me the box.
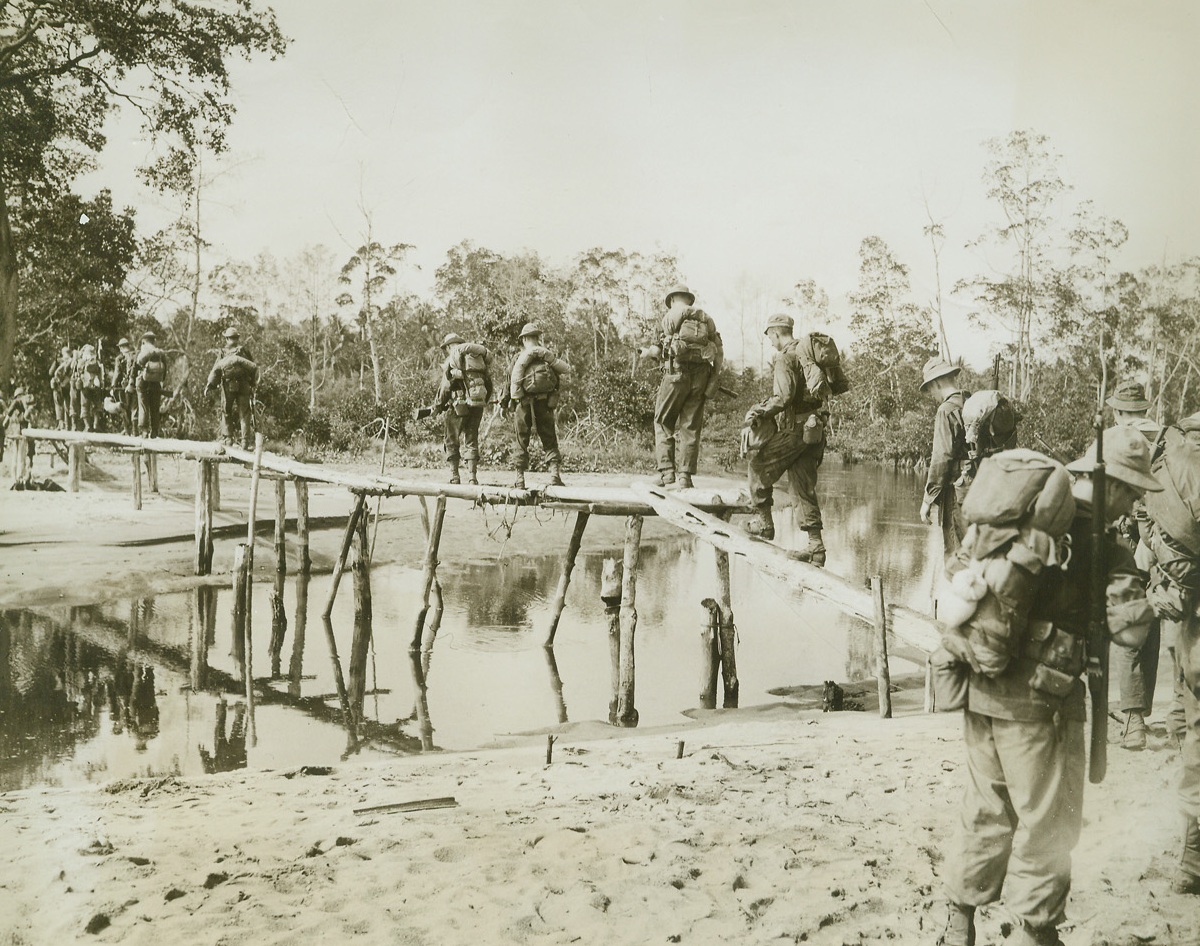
[507,322,570,490]
[433,331,495,485]
[205,327,258,448]
[135,331,168,438]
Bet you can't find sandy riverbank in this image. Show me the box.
[1,449,1197,944]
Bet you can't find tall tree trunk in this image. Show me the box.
[0,167,17,395]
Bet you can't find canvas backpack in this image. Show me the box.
[1144,426,1200,557]
[941,449,1076,681]
[141,350,166,384]
[457,344,490,407]
[962,389,1018,464]
[805,332,850,397]
[79,354,103,390]
[520,348,559,397]
[668,309,713,365]
[217,354,257,392]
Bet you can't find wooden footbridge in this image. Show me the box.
[12,426,944,735]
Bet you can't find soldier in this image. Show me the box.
[1107,379,1166,751]
[110,338,137,435]
[74,343,105,432]
[507,322,570,490]
[134,331,168,438]
[652,285,723,489]
[937,426,1160,946]
[1140,411,1200,895]
[742,313,830,566]
[433,331,494,485]
[205,327,258,448]
[920,357,968,555]
[49,346,73,430]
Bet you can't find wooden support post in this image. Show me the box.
[871,575,893,719]
[194,460,214,575]
[274,477,288,574]
[131,451,143,510]
[242,435,265,747]
[543,646,568,724]
[408,651,434,750]
[146,453,158,493]
[544,511,590,647]
[211,460,221,510]
[602,558,622,725]
[347,510,373,723]
[232,543,249,689]
[924,659,936,714]
[615,514,643,727]
[10,436,23,484]
[411,495,447,651]
[294,478,311,574]
[323,492,367,619]
[699,599,720,710]
[321,613,358,744]
[67,442,83,492]
[713,527,739,708]
[268,478,288,675]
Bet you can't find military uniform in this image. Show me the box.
[653,286,723,488]
[921,357,968,554]
[74,346,105,432]
[110,341,137,434]
[435,333,494,485]
[939,427,1160,945]
[206,331,257,448]
[49,350,73,429]
[508,323,570,488]
[135,335,167,438]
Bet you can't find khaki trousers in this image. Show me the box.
[653,364,710,475]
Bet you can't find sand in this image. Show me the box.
[1,449,1198,944]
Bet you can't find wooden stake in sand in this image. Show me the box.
[543,646,568,724]
[242,434,266,745]
[602,558,622,725]
[615,514,643,727]
[131,450,143,510]
[67,442,83,492]
[544,510,590,648]
[871,575,893,719]
[294,478,311,574]
[268,477,288,674]
[712,513,740,708]
[194,460,214,575]
[347,509,374,723]
[699,598,721,710]
[146,453,158,493]
[232,542,249,685]
[323,492,367,620]
[411,494,447,651]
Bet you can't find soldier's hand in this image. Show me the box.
[919,499,934,524]
[939,630,982,674]
[744,407,763,425]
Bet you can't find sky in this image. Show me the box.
[83,0,1200,368]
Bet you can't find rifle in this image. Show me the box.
[1086,411,1108,784]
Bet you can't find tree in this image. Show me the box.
[336,231,415,404]
[0,0,287,393]
[958,131,1070,400]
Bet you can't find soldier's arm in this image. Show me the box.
[1105,538,1155,646]
[705,322,724,396]
[755,351,796,418]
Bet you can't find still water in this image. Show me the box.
[0,462,941,791]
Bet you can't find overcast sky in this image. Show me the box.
[86,0,1200,367]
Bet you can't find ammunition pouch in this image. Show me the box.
[1023,619,1085,698]
[930,645,969,712]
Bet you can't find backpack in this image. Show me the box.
[806,332,850,396]
[669,309,712,365]
[141,352,166,384]
[1144,426,1200,556]
[519,348,559,397]
[962,390,1018,462]
[458,344,490,407]
[941,449,1076,679]
[216,354,257,393]
[80,356,103,390]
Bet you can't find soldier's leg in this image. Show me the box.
[653,373,687,477]
[944,710,1017,912]
[940,488,966,556]
[993,713,1084,931]
[748,427,806,507]
[784,434,825,563]
[674,366,710,477]
[534,399,560,466]
[148,386,161,438]
[1180,673,1200,889]
[462,407,483,484]
[69,387,82,431]
[513,401,534,486]
[238,392,254,448]
[53,389,65,427]
[443,411,462,482]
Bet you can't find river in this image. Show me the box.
[0,462,942,791]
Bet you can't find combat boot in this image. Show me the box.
[656,470,675,487]
[935,901,975,946]
[676,472,694,489]
[745,505,775,540]
[792,530,827,568]
[466,459,479,486]
[1122,710,1147,750]
[548,462,564,487]
[1175,816,1200,894]
[512,471,526,490]
[448,460,461,485]
[1010,923,1064,946]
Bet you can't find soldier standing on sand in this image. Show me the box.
[110,338,137,435]
[507,322,570,490]
[433,331,494,485]
[742,313,830,566]
[134,331,167,438]
[651,285,723,489]
[936,426,1159,946]
[1106,379,1166,751]
[920,357,968,555]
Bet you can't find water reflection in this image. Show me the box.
[0,461,938,791]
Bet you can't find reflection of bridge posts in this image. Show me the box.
[412,496,447,651]
[320,614,357,746]
[347,509,373,723]
[289,570,309,699]
[191,587,215,691]
[268,478,288,678]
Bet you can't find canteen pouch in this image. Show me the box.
[930,645,969,712]
[1024,619,1084,698]
[802,413,823,445]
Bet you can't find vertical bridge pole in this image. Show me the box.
[871,575,893,719]
[615,514,643,727]
[411,495,447,651]
[194,459,214,575]
[544,511,590,647]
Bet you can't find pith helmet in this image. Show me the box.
[518,322,542,339]
[920,357,961,391]
[141,330,157,342]
[764,313,794,334]
[440,332,465,348]
[117,337,131,349]
[223,326,241,340]
[664,285,696,308]
[1066,425,1163,493]
[1106,380,1151,412]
